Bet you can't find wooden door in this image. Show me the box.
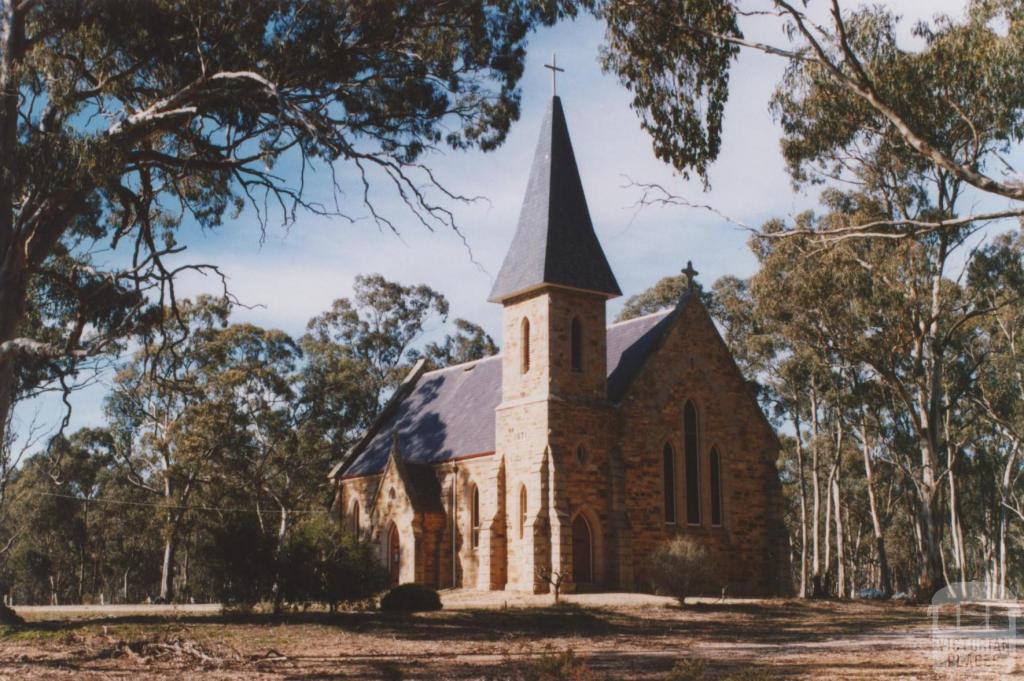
[572,514,592,585]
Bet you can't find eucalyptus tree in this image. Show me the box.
[301,274,449,446]
[3,429,113,605]
[965,233,1024,596]
[710,275,802,596]
[104,296,237,601]
[751,192,998,598]
[414,319,499,370]
[0,0,592,457]
[199,322,310,611]
[609,0,1024,235]
[617,274,691,322]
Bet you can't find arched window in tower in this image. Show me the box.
[350,501,361,540]
[521,317,531,374]
[518,484,527,539]
[570,316,583,372]
[468,483,481,548]
[710,447,723,526]
[684,401,701,525]
[662,442,676,524]
[470,484,481,549]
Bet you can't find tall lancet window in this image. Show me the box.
[519,484,527,539]
[663,442,676,524]
[521,317,531,374]
[470,484,481,549]
[710,447,723,526]
[570,316,583,372]
[350,501,361,540]
[684,401,701,525]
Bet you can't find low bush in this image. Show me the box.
[647,536,711,607]
[668,658,708,681]
[379,583,442,612]
[279,515,389,611]
[488,648,595,681]
[668,658,776,681]
[517,648,594,681]
[0,603,24,626]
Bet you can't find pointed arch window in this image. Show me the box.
[710,447,723,526]
[518,484,528,539]
[684,401,701,525]
[663,442,676,524]
[570,316,583,372]
[350,501,361,540]
[470,484,481,549]
[521,317,531,374]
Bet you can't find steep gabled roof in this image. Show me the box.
[370,438,444,514]
[606,306,682,402]
[336,310,674,478]
[488,96,621,302]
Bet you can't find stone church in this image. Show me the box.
[330,96,789,596]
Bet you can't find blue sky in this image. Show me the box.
[18,0,1020,443]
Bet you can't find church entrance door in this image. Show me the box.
[572,514,593,586]
[387,523,401,586]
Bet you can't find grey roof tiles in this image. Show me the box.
[341,308,675,478]
[488,96,621,302]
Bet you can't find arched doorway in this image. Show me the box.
[572,514,593,586]
[387,523,401,586]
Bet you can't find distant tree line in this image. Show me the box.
[0,275,495,608]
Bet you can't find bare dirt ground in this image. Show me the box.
[1,591,1020,680]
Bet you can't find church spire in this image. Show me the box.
[488,96,621,303]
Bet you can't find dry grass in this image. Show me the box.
[0,594,1018,679]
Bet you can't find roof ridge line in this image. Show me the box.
[607,307,673,327]
[420,353,502,376]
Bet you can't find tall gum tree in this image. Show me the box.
[0,0,586,454]
[612,1,1024,236]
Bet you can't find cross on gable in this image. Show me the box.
[681,260,699,293]
[543,52,565,96]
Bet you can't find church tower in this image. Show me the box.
[490,96,620,592]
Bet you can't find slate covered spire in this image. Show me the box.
[488,97,621,303]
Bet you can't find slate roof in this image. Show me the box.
[606,305,681,402]
[340,307,677,478]
[488,96,621,302]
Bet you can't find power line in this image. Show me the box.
[26,490,330,516]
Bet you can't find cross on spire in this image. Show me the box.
[543,52,565,96]
[681,260,699,293]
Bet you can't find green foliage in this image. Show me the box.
[772,4,1024,198]
[278,515,388,610]
[1,273,490,607]
[594,0,1024,211]
[647,537,711,607]
[198,513,386,611]
[0,604,25,626]
[616,274,712,322]
[491,648,595,681]
[617,274,687,322]
[302,274,450,450]
[598,0,740,185]
[0,0,581,482]
[667,658,708,681]
[199,515,276,609]
[379,583,443,613]
[415,319,499,370]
